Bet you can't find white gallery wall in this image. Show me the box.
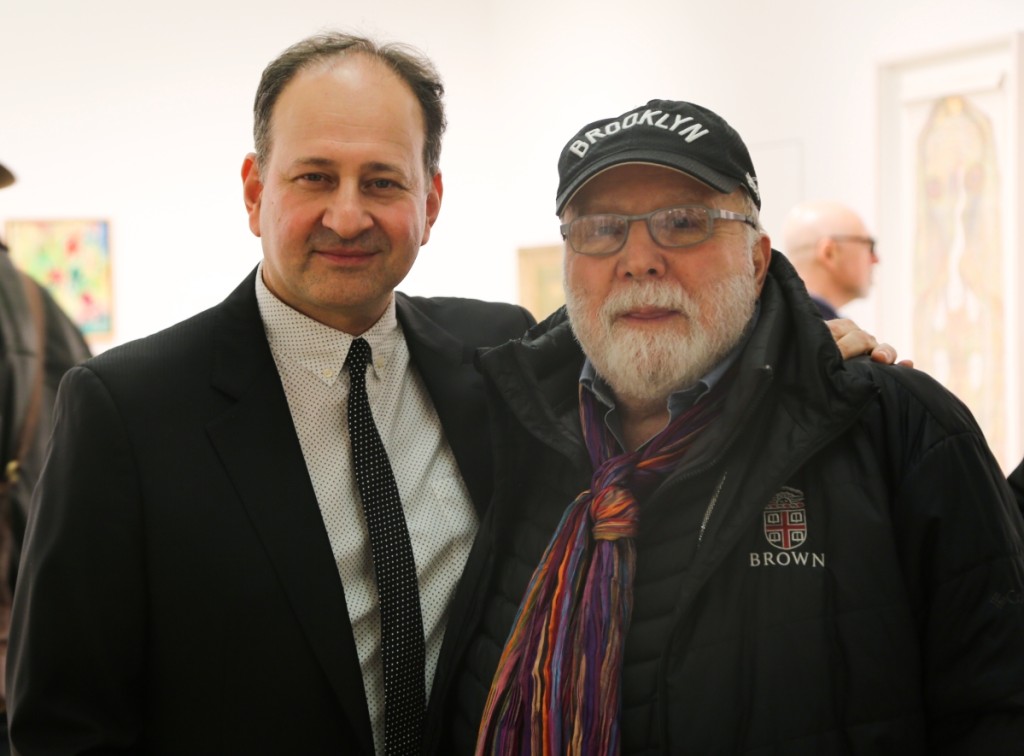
[2,0,1023,470]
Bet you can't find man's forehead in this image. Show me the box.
[276,55,415,116]
[266,56,425,169]
[568,163,725,213]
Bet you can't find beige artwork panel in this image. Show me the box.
[518,244,565,322]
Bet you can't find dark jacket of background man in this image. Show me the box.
[0,238,91,741]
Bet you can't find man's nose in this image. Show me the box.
[322,186,374,238]
[616,219,667,280]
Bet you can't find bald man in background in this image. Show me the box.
[782,200,878,319]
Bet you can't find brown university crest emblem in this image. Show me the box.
[763,486,807,551]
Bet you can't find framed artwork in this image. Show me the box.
[4,218,114,342]
[518,244,564,321]
[877,35,1023,472]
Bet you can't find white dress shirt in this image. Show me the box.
[255,267,478,755]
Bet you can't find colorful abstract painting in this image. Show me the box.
[5,218,113,340]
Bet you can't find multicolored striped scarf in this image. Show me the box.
[475,379,730,755]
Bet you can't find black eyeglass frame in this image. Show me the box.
[830,234,878,257]
[560,204,759,256]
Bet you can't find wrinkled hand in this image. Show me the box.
[827,318,914,368]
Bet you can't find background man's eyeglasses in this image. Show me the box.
[831,234,878,258]
[560,205,758,257]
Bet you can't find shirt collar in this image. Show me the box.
[254,262,401,385]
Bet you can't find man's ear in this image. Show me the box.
[817,237,838,268]
[241,153,263,237]
[752,233,772,292]
[419,172,444,246]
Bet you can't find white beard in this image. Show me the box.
[565,270,758,407]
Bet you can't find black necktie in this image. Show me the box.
[345,338,426,755]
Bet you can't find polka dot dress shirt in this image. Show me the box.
[255,267,478,755]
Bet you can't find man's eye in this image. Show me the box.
[585,218,621,237]
[663,211,709,235]
[299,173,329,183]
[665,210,705,230]
[369,178,399,190]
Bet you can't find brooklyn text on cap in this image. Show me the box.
[555,99,760,214]
[0,161,14,190]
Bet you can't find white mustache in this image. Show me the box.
[601,281,696,323]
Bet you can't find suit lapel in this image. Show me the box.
[204,271,375,753]
[397,294,493,514]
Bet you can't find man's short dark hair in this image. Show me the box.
[252,31,446,178]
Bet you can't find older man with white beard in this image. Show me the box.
[437,99,1024,755]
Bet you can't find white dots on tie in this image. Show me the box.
[346,338,425,755]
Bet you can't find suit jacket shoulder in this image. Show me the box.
[82,270,273,407]
[396,292,534,352]
[395,292,534,516]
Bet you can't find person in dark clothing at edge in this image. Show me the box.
[1011,456,1024,513]
[0,160,91,752]
[438,100,1024,755]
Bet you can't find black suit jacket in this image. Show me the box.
[6,268,533,754]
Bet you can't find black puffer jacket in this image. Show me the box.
[433,254,1024,755]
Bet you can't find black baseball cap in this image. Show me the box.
[555,99,760,214]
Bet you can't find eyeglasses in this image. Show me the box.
[560,205,759,257]
[831,234,878,258]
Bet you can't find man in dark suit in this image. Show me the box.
[1011,456,1024,513]
[5,33,533,755]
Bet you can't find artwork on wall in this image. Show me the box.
[518,244,564,321]
[877,35,1023,472]
[4,218,113,342]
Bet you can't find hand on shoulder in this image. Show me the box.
[827,318,914,368]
